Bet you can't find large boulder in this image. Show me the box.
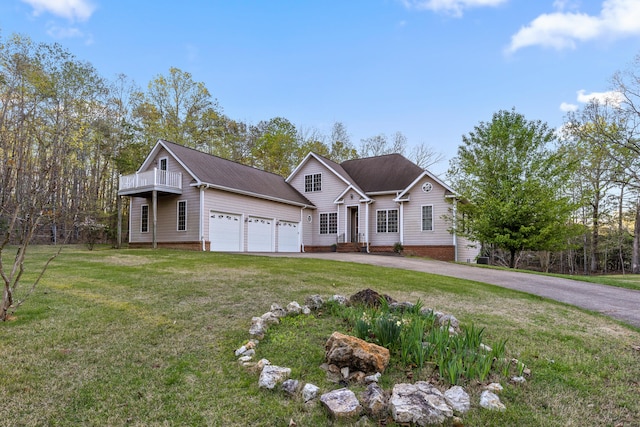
[325,332,390,374]
[349,289,396,308]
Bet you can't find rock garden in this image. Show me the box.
[235,289,531,426]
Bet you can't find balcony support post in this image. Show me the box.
[152,190,158,249]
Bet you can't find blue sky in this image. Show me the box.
[2,0,640,175]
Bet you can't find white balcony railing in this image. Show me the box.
[118,168,182,194]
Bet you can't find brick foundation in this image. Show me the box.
[128,241,208,251]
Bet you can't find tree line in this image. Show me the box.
[3,29,640,281]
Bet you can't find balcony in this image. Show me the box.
[118,169,183,197]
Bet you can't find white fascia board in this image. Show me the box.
[286,151,315,182]
[288,152,354,189]
[333,184,370,204]
[397,171,457,200]
[139,139,201,185]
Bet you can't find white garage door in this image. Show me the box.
[210,212,242,251]
[247,217,273,252]
[278,221,300,252]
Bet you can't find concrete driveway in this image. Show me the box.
[257,252,640,329]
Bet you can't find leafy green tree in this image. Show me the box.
[250,117,299,176]
[448,109,578,268]
[134,67,225,151]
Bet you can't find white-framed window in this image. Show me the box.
[159,156,168,171]
[422,205,434,231]
[304,173,322,192]
[177,200,187,231]
[141,204,149,233]
[319,212,337,234]
[376,209,398,233]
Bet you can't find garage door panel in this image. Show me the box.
[278,221,299,252]
[247,217,273,252]
[210,212,242,251]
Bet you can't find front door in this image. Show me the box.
[349,207,359,243]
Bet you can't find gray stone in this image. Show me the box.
[364,372,381,383]
[485,382,503,393]
[286,301,302,315]
[302,305,311,315]
[258,365,291,389]
[305,294,325,310]
[270,303,287,318]
[249,317,266,339]
[261,311,280,326]
[361,383,387,416]
[444,386,471,413]
[281,379,300,396]
[302,383,320,402]
[390,382,453,426]
[511,376,527,384]
[479,390,506,411]
[328,294,348,305]
[320,388,362,418]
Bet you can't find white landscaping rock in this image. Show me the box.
[303,383,320,402]
[480,390,506,411]
[390,382,453,425]
[320,388,362,418]
[258,365,291,389]
[444,385,471,413]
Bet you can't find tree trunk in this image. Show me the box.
[509,249,516,269]
[633,198,640,274]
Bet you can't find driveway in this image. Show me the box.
[257,252,640,329]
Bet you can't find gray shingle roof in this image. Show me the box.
[160,140,313,207]
[340,153,424,193]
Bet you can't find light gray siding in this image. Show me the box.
[289,157,349,247]
[401,179,454,246]
[368,195,400,246]
[457,236,481,263]
[129,147,200,244]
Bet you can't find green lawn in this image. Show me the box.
[1,246,639,426]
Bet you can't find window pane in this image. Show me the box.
[388,209,398,233]
[313,173,322,191]
[305,175,313,192]
[320,213,328,234]
[328,212,337,234]
[141,205,149,233]
[422,206,433,231]
[177,201,186,231]
[377,210,387,233]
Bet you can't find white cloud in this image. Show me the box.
[400,0,508,17]
[559,89,624,112]
[560,102,579,112]
[576,89,624,106]
[21,0,96,22]
[507,0,640,53]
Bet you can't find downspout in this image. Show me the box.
[399,201,404,246]
[200,185,205,251]
[300,207,305,252]
[453,198,458,262]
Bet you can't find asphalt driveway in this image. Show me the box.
[257,252,640,329]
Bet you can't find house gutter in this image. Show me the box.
[199,183,209,251]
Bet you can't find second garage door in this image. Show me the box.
[247,217,273,252]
